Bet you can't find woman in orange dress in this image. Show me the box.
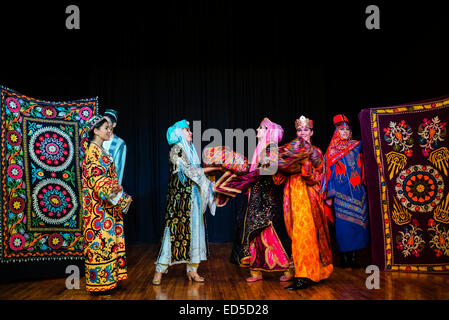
[280,116,333,290]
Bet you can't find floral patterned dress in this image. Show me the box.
[82,142,132,292]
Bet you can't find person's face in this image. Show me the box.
[94,120,112,141]
[338,125,351,140]
[256,124,267,139]
[296,126,313,143]
[183,127,193,143]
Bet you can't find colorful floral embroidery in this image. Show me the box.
[48,233,64,249]
[0,85,97,263]
[9,234,26,251]
[7,164,23,180]
[9,197,25,214]
[82,143,131,291]
[384,120,414,156]
[395,165,444,213]
[32,178,78,225]
[428,219,449,257]
[366,98,449,272]
[418,116,447,157]
[7,130,22,146]
[29,126,74,172]
[396,219,425,258]
[78,107,92,121]
[81,138,89,153]
[5,97,20,113]
[41,106,57,119]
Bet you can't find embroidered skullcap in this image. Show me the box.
[295,115,313,129]
[86,115,107,132]
[333,114,349,127]
[166,119,190,145]
[104,108,118,123]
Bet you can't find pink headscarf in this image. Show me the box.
[249,117,284,172]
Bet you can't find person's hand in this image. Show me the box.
[204,166,222,174]
[326,199,333,207]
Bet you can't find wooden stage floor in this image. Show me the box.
[0,243,448,300]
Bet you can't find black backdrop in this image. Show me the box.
[1,1,449,246]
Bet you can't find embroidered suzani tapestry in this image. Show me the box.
[359,97,449,273]
[0,85,98,264]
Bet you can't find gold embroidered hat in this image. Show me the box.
[295,115,313,129]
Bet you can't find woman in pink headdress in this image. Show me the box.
[230,118,293,282]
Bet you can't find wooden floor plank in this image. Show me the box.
[1,243,448,300]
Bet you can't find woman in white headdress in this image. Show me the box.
[152,120,220,285]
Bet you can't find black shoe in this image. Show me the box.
[341,252,351,268]
[89,287,116,296]
[349,251,364,269]
[284,278,310,290]
[317,278,327,284]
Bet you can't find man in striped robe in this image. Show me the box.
[103,108,127,185]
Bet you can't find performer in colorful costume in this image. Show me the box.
[103,109,127,185]
[279,116,333,290]
[230,118,293,282]
[82,115,133,295]
[322,114,369,269]
[153,120,219,285]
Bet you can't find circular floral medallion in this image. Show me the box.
[92,218,102,230]
[7,130,22,146]
[85,230,95,243]
[395,165,444,212]
[89,269,98,282]
[48,233,64,249]
[103,217,113,231]
[41,106,57,119]
[29,126,74,172]
[7,164,23,180]
[9,234,26,251]
[114,225,123,236]
[6,97,20,113]
[78,107,92,121]
[32,178,78,225]
[9,197,25,214]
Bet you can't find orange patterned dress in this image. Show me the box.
[283,147,333,282]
